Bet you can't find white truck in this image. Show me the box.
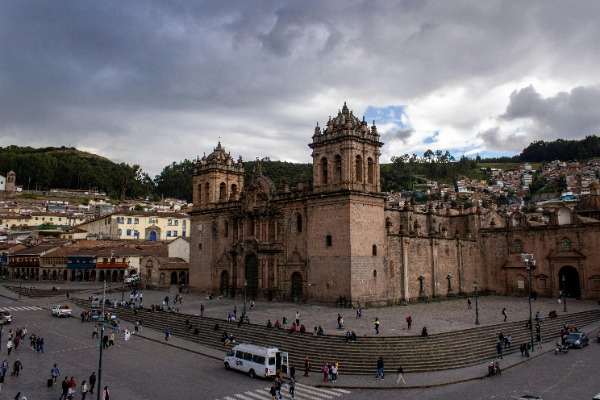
[52,305,72,317]
[224,343,289,378]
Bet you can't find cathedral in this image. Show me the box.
[189,103,600,306]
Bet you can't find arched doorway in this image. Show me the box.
[291,272,303,302]
[558,266,581,299]
[149,231,157,241]
[245,254,259,299]
[170,272,177,285]
[220,271,230,297]
[111,271,118,282]
[98,270,105,282]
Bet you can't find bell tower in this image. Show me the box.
[309,102,383,193]
[192,142,244,210]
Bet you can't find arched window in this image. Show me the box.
[224,221,229,237]
[355,155,363,182]
[514,239,523,253]
[230,184,238,201]
[367,157,374,184]
[561,237,571,251]
[204,182,210,204]
[296,213,302,233]
[335,155,342,182]
[321,157,328,184]
[197,184,202,205]
[219,182,226,201]
[372,244,377,256]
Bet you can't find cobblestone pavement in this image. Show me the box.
[2,280,599,392]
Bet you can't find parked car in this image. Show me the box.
[124,274,140,284]
[0,313,10,325]
[52,305,72,318]
[1,310,12,323]
[565,332,589,348]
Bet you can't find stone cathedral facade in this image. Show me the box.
[188,103,600,306]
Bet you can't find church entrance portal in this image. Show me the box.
[558,266,580,299]
[291,272,302,302]
[245,254,258,299]
[220,271,230,297]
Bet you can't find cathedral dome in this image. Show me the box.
[205,142,231,164]
[575,181,600,217]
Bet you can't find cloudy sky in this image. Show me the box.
[2,1,600,177]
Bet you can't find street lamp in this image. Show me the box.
[97,280,107,400]
[522,253,535,353]
[562,275,568,312]
[241,279,247,323]
[474,279,480,325]
[19,270,23,299]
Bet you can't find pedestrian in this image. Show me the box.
[14,392,21,400]
[295,311,300,326]
[304,357,311,376]
[101,386,109,400]
[396,365,406,384]
[467,298,472,309]
[330,363,338,382]
[92,325,98,339]
[421,326,428,337]
[81,380,89,400]
[67,386,75,400]
[406,315,412,331]
[496,342,503,359]
[69,376,76,388]
[51,363,60,384]
[1,360,8,376]
[375,317,380,334]
[524,342,530,357]
[356,306,361,319]
[102,333,109,349]
[60,377,70,400]
[165,326,170,341]
[88,372,96,395]
[108,332,115,347]
[66,291,70,299]
[13,336,20,350]
[502,307,507,322]
[321,362,329,382]
[12,360,22,377]
[290,363,296,380]
[536,332,542,348]
[506,334,512,348]
[124,328,131,341]
[375,356,385,380]
[250,300,255,310]
[134,321,139,333]
[269,382,277,400]
[200,304,205,317]
[498,332,504,345]
[289,377,296,399]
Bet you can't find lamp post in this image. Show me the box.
[562,275,567,312]
[474,279,480,325]
[97,281,106,400]
[19,270,23,299]
[522,253,535,353]
[242,279,247,323]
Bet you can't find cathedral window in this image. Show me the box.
[335,155,342,182]
[367,157,374,184]
[355,155,363,182]
[230,184,238,201]
[326,235,332,247]
[321,157,328,184]
[372,244,377,256]
[219,182,227,201]
[296,213,302,233]
[204,182,210,204]
[561,237,571,251]
[224,221,229,237]
[513,239,523,253]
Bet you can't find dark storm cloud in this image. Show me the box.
[383,128,415,142]
[1,1,600,175]
[500,85,600,138]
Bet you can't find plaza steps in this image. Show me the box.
[3,285,85,299]
[69,297,600,374]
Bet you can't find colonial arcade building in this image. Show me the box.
[188,102,600,306]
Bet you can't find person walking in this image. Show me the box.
[269,382,277,400]
[290,363,296,380]
[165,326,170,341]
[80,380,89,400]
[1,360,8,377]
[100,386,109,400]
[304,357,311,376]
[92,325,98,339]
[289,377,296,399]
[330,363,338,383]
[12,360,22,377]
[51,364,60,385]
[536,332,542,348]
[6,339,12,355]
[200,304,205,317]
[102,333,109,349]
[295,311,300,326]
[59,376,70,400]
[88,372,96,395]
[375,356,385,380]
[396,365,406,384]
[502,308,508,322]
[374,317,380,334]
[496,342,503,359]
[406,316,413,331]
[108,332,115,347]
[467,298,472,309]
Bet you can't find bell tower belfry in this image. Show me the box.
[192,142,244,210]
[309,102,383,193]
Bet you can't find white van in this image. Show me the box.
[224,343,289,378]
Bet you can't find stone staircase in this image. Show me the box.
[69,297,600,374]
